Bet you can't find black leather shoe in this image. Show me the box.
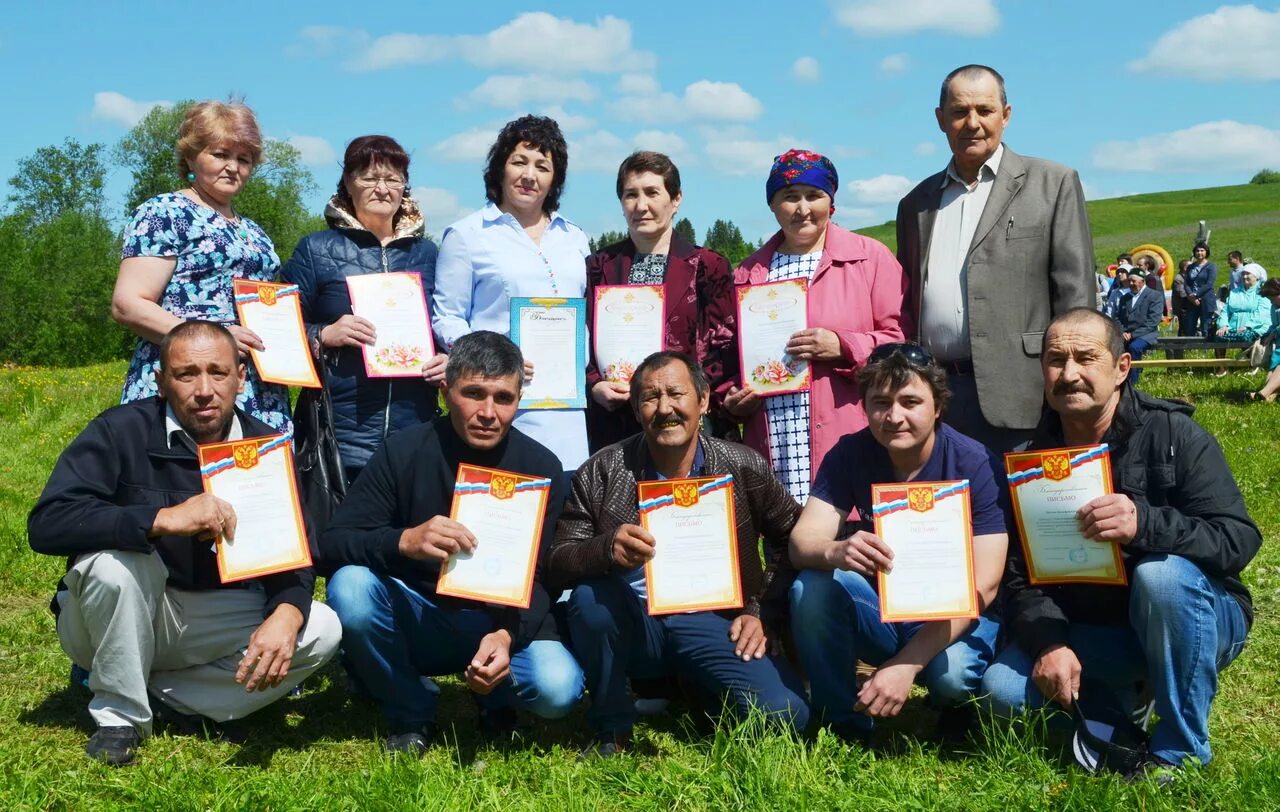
[385,724,437,756]
[85,726,140,766]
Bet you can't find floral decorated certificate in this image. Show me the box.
[736,279,810,396]
[197,434,312,583]
[638,475,743,616]
[1004,445,1127,586]
[872,480,978,622]
[345,272,435,378]
[593,285,666,384]
[510,297,588,409]
[436,464,552,609]
[232,280,321,388]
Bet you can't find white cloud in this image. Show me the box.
[848,174,915,203]
[878,53,910,74]
[411,186,474,229]
[616,74,661,95]
[610,80,764,123]
[791,57,821,82]
[540,106,595,132]
[913,141,937,156]
[833,0,1000,36]
[837,207,881,226]
[91,91,171,127]
[432,127,497,162]
[1129,5,1280,80]
[285,134,337,166]
[464,75,597,108]
[1092,120,1280,172]
[571,130,694,172]
[309,13,656,74]
[700,127,804,176]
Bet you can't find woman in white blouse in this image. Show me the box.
[432,115,591,473]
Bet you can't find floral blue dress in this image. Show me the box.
[119,192,292,432]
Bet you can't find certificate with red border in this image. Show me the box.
[436,464,552,608]
[1005,445,1126,586]
[232,280,321,388]
[197,434,312,583]
[872,480,979,622]
[593,284,666,384]
[638,475,743,615]
[345,272,436,378]
[736,279,810,396]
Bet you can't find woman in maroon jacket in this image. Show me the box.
[584,151,739,451]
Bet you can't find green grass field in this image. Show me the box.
[1,360,1278,810]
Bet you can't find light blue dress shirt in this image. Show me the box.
[431,202,591,471]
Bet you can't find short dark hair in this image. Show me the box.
[939,64,1007,108]
[1260,278,1280,298]
[335,134,411,211]
[615,151,681,199]
[629,351,710,413]
[158,320,239,370]
[1117,253,1133,264]
[445,331,524,388]
[483,115,569,215]
[856,349,950,415]
[1228,250,1244,262]
[1194,240,1211,257]
[1043,307,1125,361]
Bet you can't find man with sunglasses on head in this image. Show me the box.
[788,342,1009,745]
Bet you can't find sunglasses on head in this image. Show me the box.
[868,342,935,367]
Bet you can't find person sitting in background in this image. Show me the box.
[1216,268,1269,342]
[787,343,1008,745]
[319,331,582,755]
[283,135,445,486]
[551,351,809,757]
[27,321,340,766]
[1237,259,1268,286]
[1248,278,1280,403]
[982,308,1259,781]
[1102,268,1130,320]
[1136,256,1168,318]
[1118,269,1163,383]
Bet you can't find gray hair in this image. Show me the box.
[939,64,1008,108]
[445,331,524,387]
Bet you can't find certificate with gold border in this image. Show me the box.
[436,464,552,608]
[872,480,979,622]
[233,280,321,388]
[510,297,588,409]
[736,279,810,396]
[638,475,742,615]
[1005,444,1127,586]
[346,271,436,378]
[198,434,312,583]
[593,284,666,384]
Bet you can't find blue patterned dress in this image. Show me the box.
[119,192,292,432]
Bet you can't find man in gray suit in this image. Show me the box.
[1117,271,1163,383]
[896,64,1095,453]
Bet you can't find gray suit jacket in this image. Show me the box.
[1119,286,1163,344]
[896,146,1095,430]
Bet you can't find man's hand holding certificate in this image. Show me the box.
[1005,444,1127,585]
[637,475,743,615]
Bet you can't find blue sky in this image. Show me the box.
[3,1,1279,243]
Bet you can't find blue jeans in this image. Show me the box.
[981,554,1249,765]
[789,568,1000,732]
[1125,336,1156,384]
[326,565,583,730]
[566,577,809,737]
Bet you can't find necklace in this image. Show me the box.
[189,185,251,242]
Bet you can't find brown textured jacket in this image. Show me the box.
[549,433,800,631]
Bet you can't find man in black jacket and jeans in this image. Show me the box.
[981,308,1259,776]
[28,321,341,766]
[320,331,582,755]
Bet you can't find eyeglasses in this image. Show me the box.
[868,342,935,368]
[353,176,406,190]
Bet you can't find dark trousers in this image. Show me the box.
[942,370,1034,454]
[566,577,809,737]
[1180,298,1216,338]
[1125,336,1156,383]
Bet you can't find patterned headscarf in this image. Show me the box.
[766,149,839,206]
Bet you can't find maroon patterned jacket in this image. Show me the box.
[584,234,739,451]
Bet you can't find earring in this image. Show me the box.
[186,172,196,183]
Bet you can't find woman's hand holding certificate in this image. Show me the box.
[233,280,320,388]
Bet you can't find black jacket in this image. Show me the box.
[28,398,314,623]
[282,196,440,474]
[1004,387,1261,659]
[318,416,567,649]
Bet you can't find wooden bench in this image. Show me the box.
[1130,336,1254,369]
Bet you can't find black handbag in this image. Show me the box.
[293,352,346,543]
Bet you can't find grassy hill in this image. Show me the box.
[856,181,1280,283]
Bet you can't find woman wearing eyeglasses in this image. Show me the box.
[724,149,908,503]
[283,135,445,484]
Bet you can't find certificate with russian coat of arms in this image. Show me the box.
[197,434,312,584]
[736,279,810,396]
[233,280,321,388]
[436,464,552,608]
[872,480,978,622]
[345,271,436,378]
[593,285,665,384]
[638,475,743,616]
[1004,445,1126,586]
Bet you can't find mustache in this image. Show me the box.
[1052,381,1091,396]
[650,415,685,429]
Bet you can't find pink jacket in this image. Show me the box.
[734,223,907,480]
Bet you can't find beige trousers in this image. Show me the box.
[56,549,341,735]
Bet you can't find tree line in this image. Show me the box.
[588,217,762,266]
